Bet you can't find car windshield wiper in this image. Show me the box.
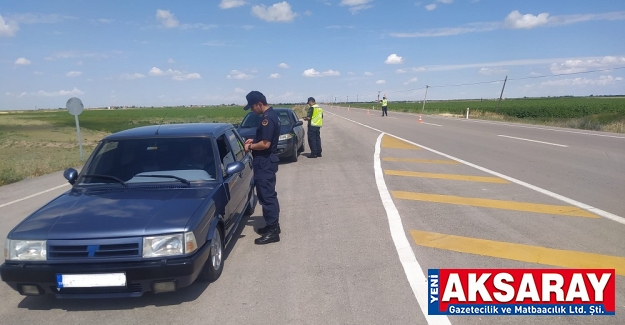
[81,174,128,187]
[134,175,191,186]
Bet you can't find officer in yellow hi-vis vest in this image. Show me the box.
[381,96,388,116]
[304,97,323,158]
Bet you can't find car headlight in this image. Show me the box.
[142,232,198,258]
[279,133,293,141]
[5,239,47,261]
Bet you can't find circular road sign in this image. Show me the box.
[66,97,84,116]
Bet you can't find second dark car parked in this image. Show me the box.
[236,107,305,162]
[0,123,256,298]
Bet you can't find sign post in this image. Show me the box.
[66,97,85,160]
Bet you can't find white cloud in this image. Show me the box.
[120,73,145,80]
[235,87,246,93]
[364,71,373,76]
[396,69,407,74]
[149,67,185,77]
[541,75,623,87]
[173,73,201,81]
[392,11,625,38]
[302,68,340,77]
[425,4,437,11]
[7,13,76,24]
[180,23,217,30]
[438,0,453,3]
[278,62,289,68]
[269,73,281,78]
[14,57,31,65]
[34,71,44,75]
[98,18,112,23]
[34,87,84,97]
[44,51,110,60]
[340,0,373,14]
[550,56,625,74]
[220,0,247,9]
[504,10,549,29]
[156,9,179,28]
[376,80,386,84]
[390,22,499,37]
[252,2,297,22]
[385,54,404,64]
[478,67,508,75]
[168,58,175,63]
[66,71,82,77]
[0,14,19,37]
[227,70,254,80]
[404,77,418,85]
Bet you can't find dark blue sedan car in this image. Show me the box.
[0,123,256,298]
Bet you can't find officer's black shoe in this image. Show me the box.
[257,224,281,235]
[254,228,280,245]
[308,154,317,158]
[317,154,322,157]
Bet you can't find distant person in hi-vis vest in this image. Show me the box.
[304,97,323,158]
[380,96,388,116]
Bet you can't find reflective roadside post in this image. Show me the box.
[66,97,84,160]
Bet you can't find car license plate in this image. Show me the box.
[56,273,126,288]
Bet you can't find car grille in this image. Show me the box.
[48,240,141,260]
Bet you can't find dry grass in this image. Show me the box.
[0,115,109,185]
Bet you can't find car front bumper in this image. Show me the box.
[0,242,210,298]
[277,137,296,157]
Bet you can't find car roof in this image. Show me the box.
[246,107,293,114]
[103,123,234,140]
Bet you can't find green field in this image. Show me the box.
[347,96,625,133]
[0,105,256,186]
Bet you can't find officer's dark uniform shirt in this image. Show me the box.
[252,107,280,179]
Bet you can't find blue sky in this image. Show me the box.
[1,0,624,110]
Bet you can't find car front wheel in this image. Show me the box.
[198,227,224,282]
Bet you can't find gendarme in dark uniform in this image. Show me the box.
[243,91,281,245]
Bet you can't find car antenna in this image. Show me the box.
[155,112,168,135]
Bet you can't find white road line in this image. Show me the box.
[329,111,625,226]
[497,135,569,147]
[0,184,69,209]
[374,133,451,325]
[422,122,442,127]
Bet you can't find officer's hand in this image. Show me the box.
[245,139,253,145]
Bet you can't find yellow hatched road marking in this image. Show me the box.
[385,170,509,183]
[382,157,460,164]
[392,191,600,218]
[381,135,421,150]
[410,230,625,276]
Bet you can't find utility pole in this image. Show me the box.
[497,76,508,110]
[347,95,349,103]
[357,94,358,102]
[421,85,429,112]
[377,91,381,102]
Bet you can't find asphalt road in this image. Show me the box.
[0,106,623,325]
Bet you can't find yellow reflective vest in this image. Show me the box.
[311,104,323,127]
[382,99,388,106]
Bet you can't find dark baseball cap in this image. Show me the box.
[244,91,266,110]
[307,97,315,103]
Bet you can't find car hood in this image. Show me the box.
[9,186,217,240]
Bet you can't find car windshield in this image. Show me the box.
[240,113,261,128]
[240,111,290,128]
[78,137,217,185]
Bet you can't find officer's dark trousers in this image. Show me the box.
[307,126,322,156]
[382,106,388,116]
[253,155,280,227]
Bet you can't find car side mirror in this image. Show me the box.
[63,168,78,185]
[232,123,240,128]
[295,121,303,126]
[225,161,245,176]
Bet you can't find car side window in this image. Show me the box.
[291,111,298,124]
[216,134,235,176]
[226,130,244,161]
